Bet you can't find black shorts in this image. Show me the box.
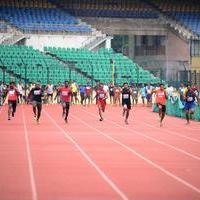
[109,92,114,97]
[122,102,131,110]
[61,101,70,108]
[157,104,166,112]
[47,93,53,97]
[146,94,152,102]
[72,92,77,97]
[32,101,42,107]
[8,100,17,108]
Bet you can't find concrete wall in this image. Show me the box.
[166,31,190,63]
[82,17,167,36]
[24,34,94,50]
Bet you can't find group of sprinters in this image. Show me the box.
[0,80,199,126]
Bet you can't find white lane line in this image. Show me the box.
[139,120,200,143]
[81,109,200,161]
[43,109,129,200]
[71,113,200,194]
[22,106,38,200]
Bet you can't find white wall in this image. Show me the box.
[24,34,95,50]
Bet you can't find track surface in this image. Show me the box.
[0,104,200,200]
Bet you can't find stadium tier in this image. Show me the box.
[0,45,89,84]
[44,47,160,85]
[0,21,7,31]
[50,0,158,18]
[0,2,91,32]
[0,0,56,8]
[150,0,200,35]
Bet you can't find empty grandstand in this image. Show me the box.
[0,0,199,86]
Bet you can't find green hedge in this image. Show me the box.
[153,96,200,121]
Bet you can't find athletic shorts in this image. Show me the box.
[157,103,166,112]
[146,94,152,102]
[184,102,196,111]
[72,92,77,97]
[8,100,17,108]
[109,92,114,97]
[61,101,70,108]
[85,95,91,99]
[97,100,106,110]
[122,102,131,110]
[32,101,42,107]
[47,93,53,97]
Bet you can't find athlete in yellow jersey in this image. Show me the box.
[71,81,79,104]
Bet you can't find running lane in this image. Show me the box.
[23,104,124,200]
[74,105,200,195]
[46,105,200,200]
[0,105,32,200]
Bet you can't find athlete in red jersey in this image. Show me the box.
[55,81,72,123]
[94,83,108,121]
[4,82,19,120]
[153,83,168,127]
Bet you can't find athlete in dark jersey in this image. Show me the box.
[122,83,132,124]
[28,83,44,124]
[184,85,198,124]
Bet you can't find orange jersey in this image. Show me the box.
[155,89,167,105]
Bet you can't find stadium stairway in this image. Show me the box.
[0,20,26,45]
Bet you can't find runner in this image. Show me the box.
[140,84,146,105]
[71,81,79,104]
[0,81,4,106]
[17,81,24,104]
[28,83,44,124]
[153,83,168,127]
[79,84,86,105]
[56,81,72,123]
[114,84,121,106]
[94,83,108,121]
[109,83,115,105]
[122,83,133,124]
[131,84,139,105]
[146,83,153,107]
[46,82,54,104]
[85,83,92,106]
[184,84,199,124]
[4,82,19,120]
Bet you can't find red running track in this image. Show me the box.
[0,104,199,200]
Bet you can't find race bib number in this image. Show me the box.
[62,91,68,96]
[133,91,137,94]
[187,97,193,102]
[99,93,105,98]
[34,90,41,95]
[9,90,15,95]
[147,89,151,94]
[123,94,129,99]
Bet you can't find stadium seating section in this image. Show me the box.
[0,0,91,32]
[50,0,159,18]
[0,45,160,85]
[150,0,200,35]
[0,45,88,84]
[44,47,160,85]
